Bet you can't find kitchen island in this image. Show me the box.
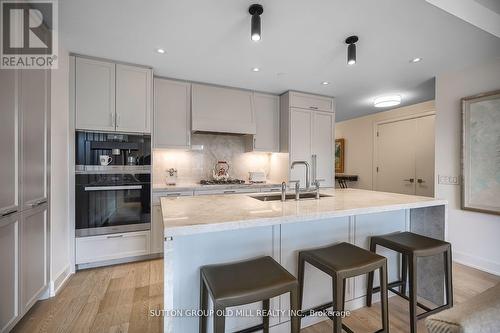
[161,188,447,333]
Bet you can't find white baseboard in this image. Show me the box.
[453,251,500,276]
[50,264,73,297]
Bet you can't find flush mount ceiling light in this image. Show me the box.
[345,35,358,65]
[374,95,402,108]
[249,4,263,41]
[252,67,260,72]
[410,57,422,63]
[321,81,330,85]
[156,48,165,54]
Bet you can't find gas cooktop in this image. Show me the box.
[199,179,246,185]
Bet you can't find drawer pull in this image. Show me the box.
[223,190,236,194]
[29,199,47,207]
[309,106,319,110]
[107,234,124,239]
[1,207,18,217]
[166,193,181,197]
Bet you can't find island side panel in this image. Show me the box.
[410,205,446,306]
[167,226,277,333]
[164,237,174,333]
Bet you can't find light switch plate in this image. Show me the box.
[438,175,460,185]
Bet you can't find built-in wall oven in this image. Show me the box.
[75,131,151,237]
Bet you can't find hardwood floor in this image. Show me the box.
[12,261,499,333]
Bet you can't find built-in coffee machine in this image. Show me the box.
[75,131,151,237]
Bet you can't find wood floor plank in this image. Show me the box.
[12,260,499,333]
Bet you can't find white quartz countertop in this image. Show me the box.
[153,182,281,192]
[161,188,447,237]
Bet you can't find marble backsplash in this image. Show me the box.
[153,133,288,185]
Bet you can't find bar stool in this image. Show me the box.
[298,242,389,333]
[367,232,453,333]
[199,256,300,333]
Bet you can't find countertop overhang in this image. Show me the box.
[161,188,447,237]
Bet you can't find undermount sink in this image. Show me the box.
[250,193,332,202]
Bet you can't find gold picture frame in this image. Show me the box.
[335,138,345,174]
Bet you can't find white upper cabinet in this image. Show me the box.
[289,91,334,112]
[312,111,334,187]
[289,108,313,185]
[191,84,256,134]
[154,78,191,148]
[249,93,280,152]
[75,57,116,131]
[0,70,19,216]
[116,64,152,133]
[20,69,49,210]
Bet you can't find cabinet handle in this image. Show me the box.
[116,112,120,126]
[403,178,415,183]
[223,190,236,194]
[309,106,319,110]
[111,112,115,126]
[166,193,181,197]
[107,234,124,239]
[417,178,425,184]
[29,199,47,207]
[269,188,281,192]
[253,137,256,149]
[1,207,18,217]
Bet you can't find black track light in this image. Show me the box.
[249,4,263,41]
[345,36,359,65]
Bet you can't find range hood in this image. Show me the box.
[191,83,257,135]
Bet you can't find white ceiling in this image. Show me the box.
[59,0,500,121]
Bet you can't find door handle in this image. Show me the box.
[29,199,47,207]
[107,234,124,239]
[403,178,415,183]
[84,185,142,191]
[417,178,425,184]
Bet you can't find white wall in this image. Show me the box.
[50,45,72,295]
[435,58,500,275]
[335,101,436,190]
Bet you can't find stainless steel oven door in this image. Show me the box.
[75,174,151,237]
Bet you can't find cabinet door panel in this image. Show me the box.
[253,93,279,152]
[75,58,115,131]
[289,108,312,186]
[290,92,333,112]
[151,205,164,254]
[0,69,19,215]
[20,206,48,313]
[116,64,152,133]
[154,78,190,148]
[0,215,19,332]
[312,111,334,187]
[20,69,48,210]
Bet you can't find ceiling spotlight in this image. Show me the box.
[321,81,330,85]
[410,57,422,63]
[249,4,264,41]
[345,36,359,65]
[374,95,402,108]
[252,67,260,72]
[156,48,165,54]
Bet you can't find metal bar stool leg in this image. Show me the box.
[290,284,301,333]
[332,274,344,333]
[444,247,454,308]
[379,262,389,333]
[199,277,208,333]
[213,304,225,333]
[401,253,408,295]
[297,254,306,311]
[366,240,376,307]
[263,299,270,333]
[408,254,418,333]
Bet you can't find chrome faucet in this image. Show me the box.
[291,161,311,190]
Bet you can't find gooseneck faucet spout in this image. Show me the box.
[291,161,310,190]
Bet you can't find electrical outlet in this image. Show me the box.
[438,175,460,185]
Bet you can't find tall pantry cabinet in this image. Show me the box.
[0,68,50,332]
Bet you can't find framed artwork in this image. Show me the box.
[335,138,345,173]
[461,90,500,215]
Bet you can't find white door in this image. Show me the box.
[153,78,191,148]
[75,57,116,131]
[289,108,312,187]
[20,205,48,313]
[0,69,19,216]
[253,93,279,152]
[19,69,48,211]
[312,111,335,187]
[0,214,19,332]
[415,115,435,197]
[375,118,417,195]
[116,64,152,133]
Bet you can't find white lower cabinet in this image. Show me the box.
[76,231,150,265]
[151,205,164,254]
[0,214,19,333]
[20,205,49,314]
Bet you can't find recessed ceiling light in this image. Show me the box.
[374,95,402,108]
[252,67,260,72]
[156,48,165,54]
[410,57,422,63]
[321,81,330,85]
